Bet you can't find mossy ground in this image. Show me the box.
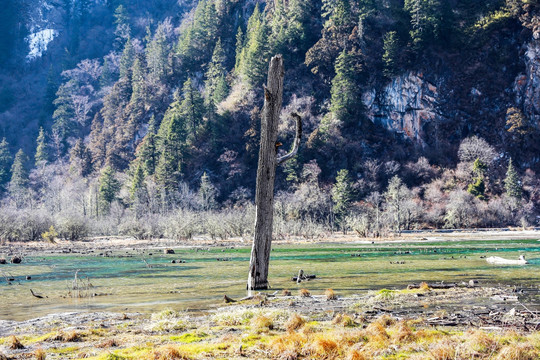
[1,288,539,359]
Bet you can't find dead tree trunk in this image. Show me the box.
[247,55,301,290]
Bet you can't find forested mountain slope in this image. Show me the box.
[0,0,539,240]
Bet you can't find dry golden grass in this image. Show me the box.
[282,289,292,296]
[285,313,306,332]
[393,321,416,343]
[0,354,8,360]
[9,335,24,349]
[152,345,192,360]
[307,335,339,359]
[332,313,356,327]
[96,338,119,348]
[419,282,431,291]
[364,322,390,349]
[429,339,457,360]
[325,288,338,300]
[460,329,499,357]
[346,346,369,360]
[373,314,396,327]
[62,330,81,342]
[34,348,46,360]
[250,315,273,332]
[269,332,306,358]
[299,288,311,297]
[496,343,537,360]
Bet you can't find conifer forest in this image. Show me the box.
[1,0,540,241]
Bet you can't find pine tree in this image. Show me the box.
[146,25,169,82]
[322,0,354,30]
[130,55,147,103]
[44,66,58,114]
[119,37,135,79]
[504,158,522,200]
[467,176,486,200]
[70,139,93,177]
[198,171,217,210]
[237,5,268,86]
[382,31,399,78]
[35,127,49,166]
[179,78,205,143]
[52,83,75,146]
[156,93,188,191]
[234,26,244,71]
[114,4,130,45]
[98,166,121,212]
[330,50,363,126]
[136,129,158,176]
[177,0,219,68]
[9,149,29,189]
[100,57,114,88]
[205,39,228,106]
[404,0,443,49]
[331,169,353,227]
[130,163,146,201]
[0,138,12,190]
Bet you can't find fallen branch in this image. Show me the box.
[30,289,44,299]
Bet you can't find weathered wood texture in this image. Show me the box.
[247,55,285,290]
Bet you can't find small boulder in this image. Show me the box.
[164,249,175,254]
[11,256,22,264]
[0,258,6,264]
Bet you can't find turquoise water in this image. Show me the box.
[0,238,539,321]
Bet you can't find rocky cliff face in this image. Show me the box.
[514,35,540,129]
[362,72,442,147]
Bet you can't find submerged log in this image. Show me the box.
[223,295,237,303]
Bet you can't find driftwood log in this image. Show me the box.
[247,55,302,290]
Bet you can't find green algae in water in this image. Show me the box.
[1,238,539,321]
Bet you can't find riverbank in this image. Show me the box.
[0,284,539,359]
[1,229,539,256]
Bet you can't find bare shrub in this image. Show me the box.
[458,136,497,165]
[444,190,479,228]
[56,213,88,240]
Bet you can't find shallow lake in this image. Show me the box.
[1,238,539,321]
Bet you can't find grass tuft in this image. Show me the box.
[496,343,537,360]
[285,313,306,332]
[34,348,46,360]
[250,315,273,332]
[429,339,457,360]
[308,335,339,358]
[152,345,192,360]
[97,338,119,348]
[281,289,292,296]
[325,288,338,300]
[419,282,431,291]
[9,335,24,349]
[299,288,311,297]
